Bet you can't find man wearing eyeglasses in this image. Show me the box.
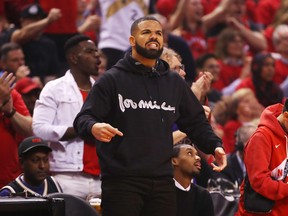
[33,35,102,200]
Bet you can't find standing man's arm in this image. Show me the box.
[177,83,226,171]
[32,82,72,142]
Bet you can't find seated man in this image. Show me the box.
[172,143,215,216]
[212,124,257,188]
[0,136,62,196]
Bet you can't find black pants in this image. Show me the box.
[101,176,177,216]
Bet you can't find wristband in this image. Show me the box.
[4,107,16,118]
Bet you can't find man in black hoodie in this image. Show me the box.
[73,16,226,216]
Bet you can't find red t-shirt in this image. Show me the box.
[181,29,207,60]
[263,26,275,52]
[236,77,256,93]
[274,59,288,85]
[222,120,243,154]
[39,0,78,34]
[256,0,280,27]
[212,60,243,91]
[0,89,30,187]
[79,90,100,176]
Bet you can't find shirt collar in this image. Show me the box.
[173,178,191,191]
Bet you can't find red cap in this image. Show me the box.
[15,77,41,94]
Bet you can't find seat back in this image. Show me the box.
[46,193,100,216]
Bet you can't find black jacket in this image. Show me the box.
[74,53,222,178]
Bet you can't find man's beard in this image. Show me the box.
[135,42,163,59]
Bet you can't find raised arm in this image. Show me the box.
[11,8,61,44]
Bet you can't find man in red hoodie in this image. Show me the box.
[236,99,288,215]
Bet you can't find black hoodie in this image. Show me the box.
[74,53,222,178]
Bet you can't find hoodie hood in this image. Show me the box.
[112,51,170,77]
[258,103,284,139]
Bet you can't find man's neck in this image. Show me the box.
[174,173,192,189]
[71,69,91,90]
[131,51,157,68]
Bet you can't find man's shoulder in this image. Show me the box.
[192,184,211,196]
[44,73,73,88]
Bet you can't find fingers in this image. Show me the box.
[0,72,15,89]
[92,123,123,142]
[211,163,222,172]
[212,147,227,172]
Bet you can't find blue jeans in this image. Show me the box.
[101,176,177,216]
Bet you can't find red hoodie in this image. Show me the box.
[236,103,288,216]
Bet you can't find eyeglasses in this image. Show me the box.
[172,64,185,73]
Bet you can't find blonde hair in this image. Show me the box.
[160,47,182,66]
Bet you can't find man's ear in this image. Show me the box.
[70,52,78,65]
[172,157,178,166]
[129,36,135,46]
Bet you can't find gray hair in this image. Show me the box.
[272,24,288,46]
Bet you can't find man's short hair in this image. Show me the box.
[172,143,194,158]
[64,34,91,55]
[0,42,22,61]
[130,16,161,35]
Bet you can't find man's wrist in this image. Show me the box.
[4,107,16,118]
[0,99,9,111]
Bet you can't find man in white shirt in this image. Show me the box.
[33,34,102,199]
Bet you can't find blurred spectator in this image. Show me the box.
[160,47,186,79]
[172,143,215,216]
[97,0,150,70]
[0,4,62,84]
[171,0,208,60]
[0,136,62,196]
[77,0,101,44]
[256,0,281,31]
[0,0,34,28]
[151,13,197,82]
[212,124,257,188]
[262,0,288,52]
[15,77,42,115]
[221,88,263,153]
[32,35,101,199]
[272,24,288,88]
[195,53,222,107]
[0,42,30,81]
[39,0,78,74]
[205,0,267,53]
[213,28,252,95]
[92,50,107,81]
[0,72,32,188]
[236,52,284,107]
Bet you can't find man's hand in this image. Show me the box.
[0,72,15,111]
[47,8,62,24]
[15,65,30,80]
[91,123,123,142]
[211,147,227,172]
